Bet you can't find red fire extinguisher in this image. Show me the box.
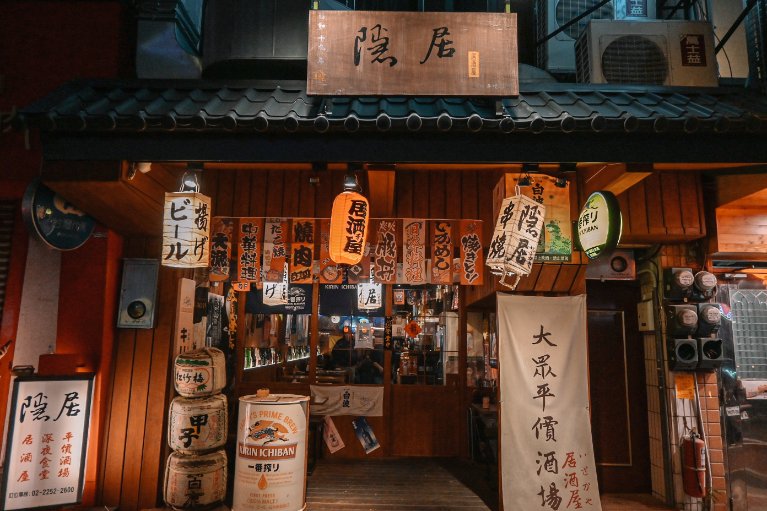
[681,430,707,498]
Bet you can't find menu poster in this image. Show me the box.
[322,417,345,454]
[2,375,93,511]
[263,218,289,283]
[209,217,235,282]
[352,417,380,454]
[237,217,264,283]
[319,220,344,284]
[372,219,397,284]
[403,219,427,285]
[459,220,484,286]
[290,218,314,284]
[431,221,453,284]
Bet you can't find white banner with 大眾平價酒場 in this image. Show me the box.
[498,294,602,511]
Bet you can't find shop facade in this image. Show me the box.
[3,2,767,511]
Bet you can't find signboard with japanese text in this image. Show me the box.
[263,218,289,282]
[2,375,93,511]
[372,219,398,284]
[289,218,315,284]
[162,192,211,268]
[174,278,197,354]
[499,176,572,263]
[308,11,518,96]
[487,194,546,282]
[319,220,344,284]
[237,217,264,283]
[458,220,484,286]
[431,221,453,284]
[497,295,602,511]
[576,191,622,260]
[403,219,427,285]
[209,217,235,282]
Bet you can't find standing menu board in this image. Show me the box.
[2,375,93,510]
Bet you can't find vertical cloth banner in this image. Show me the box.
[403,219,427,284]
[237,217,264,283]
[498,294,602,511]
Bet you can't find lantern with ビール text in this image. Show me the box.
[162,192,211,268]
[329,175,369,266]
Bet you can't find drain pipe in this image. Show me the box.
[638,265,676,508]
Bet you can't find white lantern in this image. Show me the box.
[486,190,546,289]
[162,192,211,268]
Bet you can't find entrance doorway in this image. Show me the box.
[587,280,651,493]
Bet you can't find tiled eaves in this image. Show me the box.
[19,79,767,136]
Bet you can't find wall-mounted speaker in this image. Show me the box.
[669,338,698,371]
[697,338,724,369]
[117,258,159,329]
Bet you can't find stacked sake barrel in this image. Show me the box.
[164,347,228,510]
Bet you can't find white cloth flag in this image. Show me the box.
[310,385,383,416]
[498,294,602,511]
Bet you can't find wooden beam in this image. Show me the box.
[716,175,767,208]
[582,163,652,197]
[367,170,395,218]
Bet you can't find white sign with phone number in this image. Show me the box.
[2,375,93,510]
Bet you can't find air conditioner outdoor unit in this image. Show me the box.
[575,20,719,86]
[535,0,655,74]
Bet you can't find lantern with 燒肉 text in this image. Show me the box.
[329,175,369,266]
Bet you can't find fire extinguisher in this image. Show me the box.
[681,430,707,498]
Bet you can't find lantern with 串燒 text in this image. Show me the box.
[329,175,369,266]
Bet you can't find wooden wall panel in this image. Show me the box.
[413,172,430,218]
[715,208,767,255]
[282,171,301,216]
[298,169,317,217]
[429,171,446,219]
[249,171,268,217]
[233,171,251,216]
[395,171,414,218]
[643,173,665,236]
[137,264,178,510]
[390,386,461,457]
[678,172,703,237]
[614,172,705,244]
[460,172,478,219]
[99,238,186,510]
[266,170,284,217]
[627,181,648,235]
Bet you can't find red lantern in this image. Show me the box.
[329,189,369,265]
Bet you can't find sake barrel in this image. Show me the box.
[174,347,226,397]
[163,450,227,510]
[233,394,310,511]
[168,394,228,453]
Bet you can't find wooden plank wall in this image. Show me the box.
[99,237,191,510]
[601,172,706,245]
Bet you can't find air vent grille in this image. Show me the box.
[601,34,667,84]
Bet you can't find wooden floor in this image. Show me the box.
[305,459,673,511]
[306,458,495,510]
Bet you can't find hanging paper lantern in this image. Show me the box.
[329,187,369,266]
[162,192,212,268]
[486,189,545,289]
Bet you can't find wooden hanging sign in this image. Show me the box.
[308,11,518,96]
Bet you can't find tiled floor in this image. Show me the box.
[601,494,674,510]
[304,458,674,511]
